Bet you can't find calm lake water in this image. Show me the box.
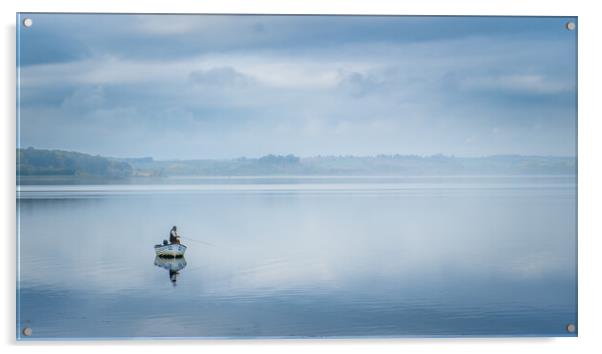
[16,176,577,339]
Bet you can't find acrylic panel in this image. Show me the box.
[16,14,577,339]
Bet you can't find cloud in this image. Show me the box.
[336,70,384,97]
[133,15,210,35]
[189,67,255,88]
[61,86,106,112]
[459,74,573,95]
[17,15,577,159]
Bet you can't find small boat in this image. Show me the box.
[154,243,187,258]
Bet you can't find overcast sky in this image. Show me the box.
[17,15,577,159]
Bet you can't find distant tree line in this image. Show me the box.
[17,147,576,178]
[17,147,133,178]
[136,154,575,176]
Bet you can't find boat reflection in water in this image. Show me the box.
[154,256,187,286]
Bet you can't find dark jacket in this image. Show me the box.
[169,230,180,244]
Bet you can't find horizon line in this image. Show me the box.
[18,147,577,161]
[17,147,577,161]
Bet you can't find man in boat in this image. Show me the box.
[169,226,181,244]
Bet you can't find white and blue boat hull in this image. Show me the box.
[154,243,187,258]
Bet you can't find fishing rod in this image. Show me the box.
[179,236,216,247]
